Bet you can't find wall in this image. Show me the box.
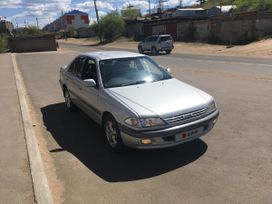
[177,21,191,40]
[9,35,57,52]
[256,18,272,37]
[152,25,166,34]
[192,20,211,41]
[126,22,144,40]
[142,12,272,44]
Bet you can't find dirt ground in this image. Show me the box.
[58,37,272,58]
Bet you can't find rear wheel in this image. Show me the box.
[103,115,126,152]
[151,47,158,55]
[64,88,76,111]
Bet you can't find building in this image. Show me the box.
[208,5,237,16]
[43,10,89,32]
[0,16,14,35]
[172,8,207,18]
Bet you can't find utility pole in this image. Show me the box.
[148,0,151,15]
[36,17,39,28]
[229,0,234,48]
[158,0,163,13]
[179,0,183,8]
[94,0,102,43]
[61,10,67,40]
[94,0,99,22]
[24,20,27,28]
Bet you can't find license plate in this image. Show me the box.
[175,127,203,141]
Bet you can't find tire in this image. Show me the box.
[166,50,172,54]
[64,88,76,111]
[103,115,126,152]
[151,47,158,55]
[138,46,143,54]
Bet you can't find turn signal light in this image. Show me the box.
[141,139,152,145]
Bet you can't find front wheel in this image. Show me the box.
[166,50,172,54]
[103,115,126,152]
[64,88,76,111]
[151,47,158,55]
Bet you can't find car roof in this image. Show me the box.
[150,34,171,37]
[81,51,145,60]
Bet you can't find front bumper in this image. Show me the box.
[119,109,219,149]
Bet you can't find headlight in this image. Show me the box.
[124,117,165,128]
[207,101,217,114]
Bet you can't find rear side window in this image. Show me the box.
[150,36,158,42]
[160,36,172,41]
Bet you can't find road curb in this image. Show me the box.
[11,54,54,204]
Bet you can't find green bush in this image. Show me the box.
[0,34,7,53]
[14,26,47,37]
[92,12,125,43]
[205,0,272,12]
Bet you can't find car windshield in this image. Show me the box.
[99,56,172,88]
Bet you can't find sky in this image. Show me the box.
[0,0,197,28]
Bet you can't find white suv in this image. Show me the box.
[138,34,174,55]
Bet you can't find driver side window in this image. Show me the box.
[81,58,99,88]
[68,57,85,78]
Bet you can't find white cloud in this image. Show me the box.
[164,0,197,7]
[75,1,114,12]
[0,0,21,8]
[122,0,156,12]
[6,0,71,27]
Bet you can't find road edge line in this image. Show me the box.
[11,54,54,204]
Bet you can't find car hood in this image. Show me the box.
[108,78,212,118]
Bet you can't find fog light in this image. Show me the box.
[213,118,218,125]
[141,139,152,145]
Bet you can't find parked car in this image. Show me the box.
[138,34,174,55]
[59,51,219,152]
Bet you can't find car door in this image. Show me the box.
[148,36,158,50]
[77,57,101,122]
[143,37,150,50]
[65,56,85,106]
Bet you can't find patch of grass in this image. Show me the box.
[0,34,8,53]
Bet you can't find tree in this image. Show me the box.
[14,26,46,37]
[235,0,272,12]
[204,0,272,11]
[0,34,8,53]
[92,12,125,42]
[121,8,141,19]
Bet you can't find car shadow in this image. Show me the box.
[41,103,208,182]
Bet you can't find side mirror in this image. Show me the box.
[83,79,96,87]
[165,68,171,74]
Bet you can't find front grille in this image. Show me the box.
[164,108,208,125]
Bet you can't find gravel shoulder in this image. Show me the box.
[58,37,272,58]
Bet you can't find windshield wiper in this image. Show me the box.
[120,80,147,86]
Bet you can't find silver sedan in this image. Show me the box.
[59,51,219,152]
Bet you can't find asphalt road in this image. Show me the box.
[15,44,272,204]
